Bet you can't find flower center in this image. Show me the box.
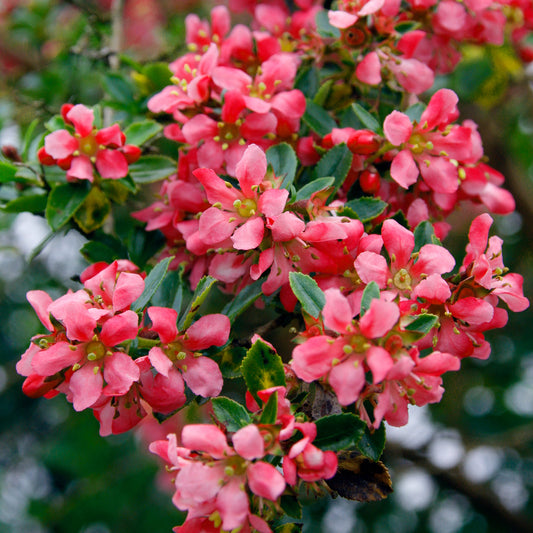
[393,268,412,290]
[86,340,106,361]
[166,341,187,361]
[78,133,99,157]
[234,198,258,218]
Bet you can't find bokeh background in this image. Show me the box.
[1,1,533,532]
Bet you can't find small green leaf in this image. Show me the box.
[21,119,40,160]
[259,390,278,424]
[313,79,334,107]
[142,62,172,91]
[0,161,17,183]
[351,103,381,133]
[102,73,135,105]
[302,99,337,136]
[81,240,122,264]
[314,144,353,195]
[289,272,325,319]
[129,155,177,184]
[3,193,47,213]
[314,413,366,451]
[45,115,66,132]
[413,220,440,252]
[315,9,340,38]
[404,313,439,335]
[212,397,252,432]
[73,187,111,233]
[179,275,218,330]
[294,177,334,202]
[124,120,163,146]
[405,102,426,123]
[360,281,380,317]
[45,182,91,231]
[222,279,263,324]
[132,256,173,312]
[357,423,386,461]
[295,66,319,99]
[241,338,285,401]
[344,197,388,222]
[266,143,297,190]
[151,267,186,312]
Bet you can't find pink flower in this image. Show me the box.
[39,104,139,182]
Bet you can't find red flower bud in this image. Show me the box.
[57,155,73,170]
[38,146,56,166]
[61,103,75,124]
[347,129,380,155]
[122,145,141,164]
[359,169,380,194]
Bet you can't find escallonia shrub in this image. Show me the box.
[3,1,532,531]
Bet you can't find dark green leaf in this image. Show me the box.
[404,313,439,335]
[0,161,17,183]
[211,397,252,432]
[219,346,247,379]
[45,182,91,231]
[313,79,334,107]
[344,197,388,222]
[241,338,286,400]
[102,73,135,105]
[289,272,325,319]
[360,281,380,317]
[314,413,366,451]
[356,423,386,461]
[266,143,297,190]
[124,120,162,146]
[294,66,319,99]
[405,102,426,123]
[222,279,263,324]
[315,9,340,38]
[178,275,217,330]
[132,256,173,312]
[302,100,337,136]
[81,240,122,264]
[259,390,278,424]
[142,62,172,91]
[129,155,177,184]
[351,104,381,133]
[413,220,440,252]
[294,177,334,202]
[280,494,302,520]
[151,267,186,312]
[314,144,353,195]
[3,193,47,213]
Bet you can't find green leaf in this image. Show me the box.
[73,187,111,233]
[102,73,136,105]
[151,267,186,312]
[413,220,440,252]
[302,99,337,136]
[124,120,163,146]
[100,178,134,203]
[129,155,177,184]
[132,256,173,312]
[404,313,439,335]
[294,177,334,202]
[3,193,47,213]
[259,390,278,424]
[343,197,388,222]
[45,115,66,132]
[222,279,263,324]
[45,182,91,231]
[178,275,218,330]
[142,62,172,91]
[314,144,353,195]
[280,494,302,520]
[266,143,297,190]
[212,397,252,432]
[294,66,319,99]
[351,103,381,133]
[289,272,325,319]
[219,346,247,379]
[314,413,366,451]
[21,119,40,160]
[405,102,426,123]
[313,79,334,107]
[315,9,340,38]
[81,240,122,264]
[360,281,380,317]
[241,338,286,401]
[357,424,386,461]
[0,161,17,183]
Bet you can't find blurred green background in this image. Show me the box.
[1,1,533,532]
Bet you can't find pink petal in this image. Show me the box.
[27,290,53,331]
[69,361,103,411]
[270,90,306,119]
[328,10,358,29]
[382,219,415,266]
[49,295,96,342]
[95,149,129,179]
[366,346,394,384]
[412,244,455,277]
[291,336,343,382]
[182,114,218,144]
[181,424,230,458]
[231,216,265,250]
[356,51,382,85]
[323,289,353,334]
[390,149,419,188]
[193,167,240,209]
[148,306,178,344]
[384,111,413,146]
[31,341,83,376]
[66,104,94,137]
[420,88,459,131]
[100,310,139,347]
[198,207,239,245]
[185,314,230,350]
[233,424,265,460]
[270,212,306,242]
[354,251,389,288]
[418,155,459,194]
[258,189,289,218]
[360,299,399,338]
[217,479,249,532]
[235,144,267,197]
[67,155,94,182]
[212,66,252,92]
[103,351,140,396]
[329,358,366,405]
[148,346,174,377]
[113,272,145,312]
[95,124,124,147]
[141,366,186,414]
[44,130,78,159]
[247,461,286,500]
[411,274,451,303]
[181,355,223,397]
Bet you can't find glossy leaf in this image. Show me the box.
[212,397,252,432]
[360,281,380,317]
[132,256,174,312]
[178,275,217,330]
[266,143,297,190]
[129,156,177,184]
[344,197,388,222]
[314,413,366,451]
[289,272,325,319]
[45,182,91,231]
[124,120,162,146]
